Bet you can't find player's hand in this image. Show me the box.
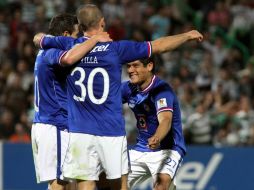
[33,33,45,47]
[147,135,160,150]
[93,32,112,43]
[186,30,203,42]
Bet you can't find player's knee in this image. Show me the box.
[154,174,171,190]
[49,179,66,190]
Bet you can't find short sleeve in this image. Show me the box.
[41,36,76,50]
[154,87,174,115]
[43,48,67,66]
[115,40,152,64]
[121,81,129,104]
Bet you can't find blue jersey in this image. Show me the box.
[121,76,186,157]
[33,48,70,130]
[40,36,152,136]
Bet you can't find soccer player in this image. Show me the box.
[31,13,111,190]
[34,4,203,190]
[121,56,185,190]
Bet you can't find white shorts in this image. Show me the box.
[31,123,69,183]
[128,149,182,188]
[63,133,128,181]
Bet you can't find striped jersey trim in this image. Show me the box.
[157,107,173,115]
[58,51,68,65]
[142,75,156,93]
[39,35,45,49]
[147,41,152,57]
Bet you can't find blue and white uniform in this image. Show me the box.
[40,36,152,180]
[31,47,70,183]
[121,75,186,188]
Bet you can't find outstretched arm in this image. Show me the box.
[151,30,203,54]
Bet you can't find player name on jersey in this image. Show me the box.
[80,56,98,64]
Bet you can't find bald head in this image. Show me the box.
[77,4,104,32]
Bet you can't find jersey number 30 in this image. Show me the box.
[71,67,109,105]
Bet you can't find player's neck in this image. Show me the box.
[83,29,100,38]
[139,74,154,91]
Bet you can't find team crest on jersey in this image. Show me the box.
[137,114,147,131]
[157,98,167,109]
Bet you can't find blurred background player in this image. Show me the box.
[31,13,110,190]
[122,56,185,190]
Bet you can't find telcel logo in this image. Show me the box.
[90,44,109,53]
[176,153,223,190]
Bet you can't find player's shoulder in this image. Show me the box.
[121,80,131,91]
[109,40,140,48]
[152,77,174,94]
[121,80,138,93]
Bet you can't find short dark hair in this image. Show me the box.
[48,13,78,36]
[139,55,158,74]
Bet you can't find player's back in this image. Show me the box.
[33,49,68,130]
[67,42,125,136]
[40,36,151,136]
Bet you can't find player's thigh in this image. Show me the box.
[63,133,100,181]
[128,150,151,188]
[31,123,58,182]
[96,135,128,180]
[148,150,182,187]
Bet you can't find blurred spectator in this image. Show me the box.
[107,16,126,40]
[102,0,124,26]
[207,1,231,32]
[195,51,213,91]
[0,110,15,140]
[9,123,30,143]
[184,100,212,145]
[202,35,228,67]
[0,10,9,55]
[148,5,171,40]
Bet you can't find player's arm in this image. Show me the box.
[61,33,111,66]
[116,30,202,64]
[33,33,73,50]
[35,32,112,66]
[34,32,111,50]
[148,111,172,149]
[151,30,203,54]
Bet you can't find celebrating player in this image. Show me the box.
[31,13,111,190]
[122,56,185,190]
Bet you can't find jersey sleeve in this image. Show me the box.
[40,35,75,50]
[43,48,67,66]
[121,81,129,104]
[154,86,174,115]
[115,40,152,64]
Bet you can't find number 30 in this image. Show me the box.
[71,67,109,104]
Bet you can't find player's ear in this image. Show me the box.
[63,31,71,36]
[147,62,154,72]
[100,18,105,30]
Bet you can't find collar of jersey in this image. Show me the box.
[140,75,156,93]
